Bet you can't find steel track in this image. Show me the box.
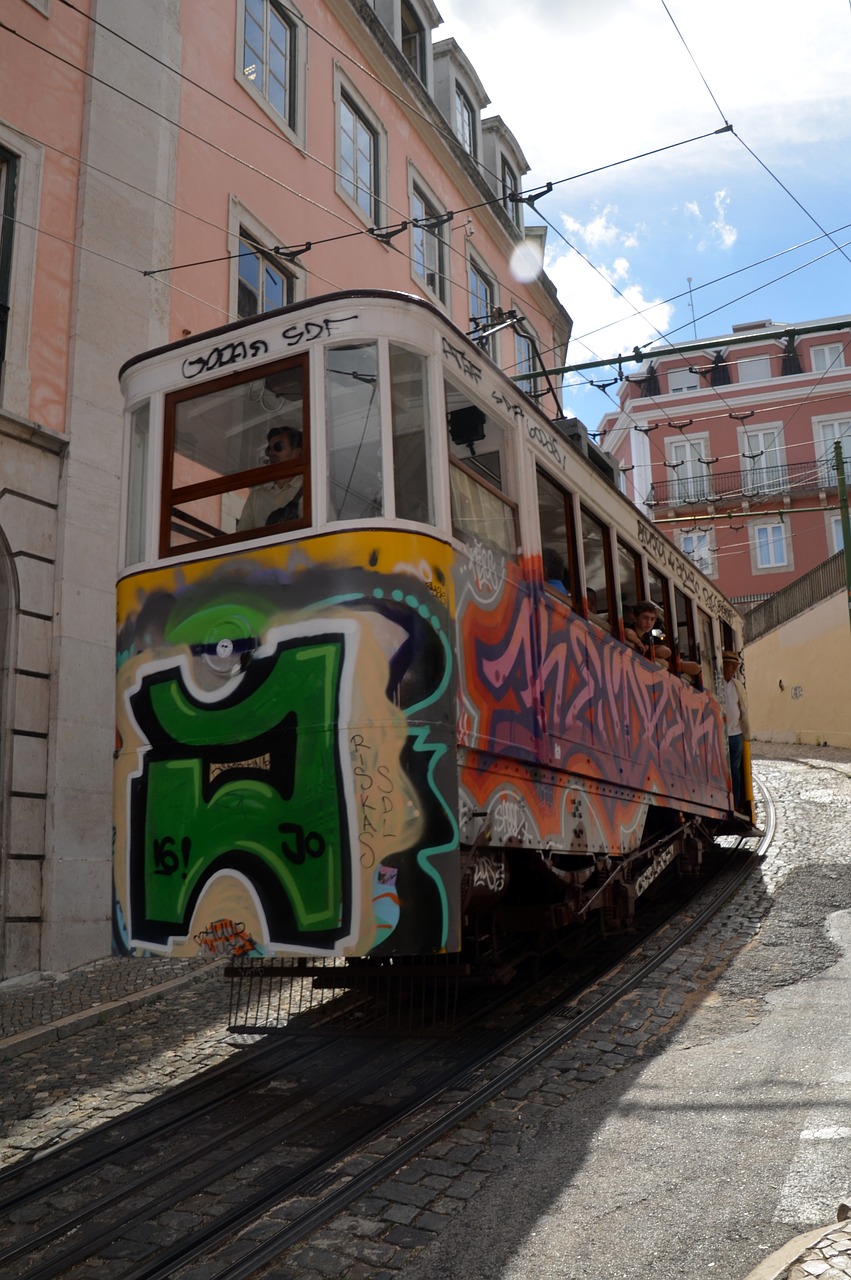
[0,782,774,1280]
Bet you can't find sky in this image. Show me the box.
[433,0,851,425]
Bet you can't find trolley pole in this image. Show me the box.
[835,441,851,638]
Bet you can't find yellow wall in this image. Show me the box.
[746,592,851,749]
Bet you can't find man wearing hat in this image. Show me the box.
[722,650,749,809]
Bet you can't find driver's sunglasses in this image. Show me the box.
[266,440,289,454]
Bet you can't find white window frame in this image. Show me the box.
[666,434,711,503]
[811,342,845,373]
[409,167,448,305]
[737,354,772,384]
[678,528,716,578]
[829,513,845,555]
[814,416,851,486]
[467,253,497,358]
[227,199,304,322]
[501,156,522,228]
[334,69,386,226]
[667,367,699,394]
[400,0,427,83]
[454,84,477,157]
[236,0,306,146]
[752,521,789,571]
[514,327,536,394]
[740,423,784,495]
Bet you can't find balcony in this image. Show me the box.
[647,458,840,509]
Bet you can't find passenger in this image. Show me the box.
[542,546,571,600]
[722,649,749,809]
[237,426,303,531]
[633,601,672,663]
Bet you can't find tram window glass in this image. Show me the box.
[326,343,383,520]
[162,356,308,553]
[647,566,673,647]
[674,587,698,664]
[616,537,643,627]
[537,469,578,602]
[390,344,433,525]
[580,505,614,626]
[125,400,150,566]
[446,378,517,556]
[697,607,716,691]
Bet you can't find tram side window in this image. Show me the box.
[326,343,384,520]
[647,566,673,651]
[674,587,701,681]
[616,537,643,637]
[580,505,615,627]
[537,469,578,603]
[446,378,517,556]
[125,400,150,566]
[162,356,309,554]
[391,344,434,525]
[697,606,716,692]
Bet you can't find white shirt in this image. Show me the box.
[724,676,742,736]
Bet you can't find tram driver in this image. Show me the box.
[237,426,303,531]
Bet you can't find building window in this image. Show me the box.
[400,2,426,82]
[668,368,699,394]
[737,354,772,383]
[816,417,851,486]
[831,515,844,555]
[812,343,844,373]
[237,233,296,317]
[0,147,16,371]
[455,85,476,156]
[242,0,297,128]
[679,529,715,577]
[668,436,711,503]
[501,157,521,227]
[753,522,788,569]
[514,330,535,394]
[468,258,495,355]
[741,426,783,494]
[339,90,380,222]
[411,183,446,302]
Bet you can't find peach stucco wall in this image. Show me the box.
[746,592,851,750]
[6,1,90,433]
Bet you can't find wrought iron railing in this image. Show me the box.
[648,458,839,508]
[744,552,846,643]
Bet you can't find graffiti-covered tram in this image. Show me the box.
[115,290,752,975]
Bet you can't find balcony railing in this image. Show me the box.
[648,458,842,508]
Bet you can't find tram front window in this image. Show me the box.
[162,355,309,553]
[326,343,383,521]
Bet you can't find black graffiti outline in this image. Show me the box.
[442,336,483,383]
[281,314,359,348]
[182,338,269,380]
[636,520,737,623]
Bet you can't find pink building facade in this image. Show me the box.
[598,318,851,608]
[0,0,570,977]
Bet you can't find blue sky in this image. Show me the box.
[434,0,851,427]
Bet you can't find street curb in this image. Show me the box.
[741,1222,841,1280]
[0,960,227,1062]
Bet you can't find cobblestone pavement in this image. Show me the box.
[1,741,850,1279]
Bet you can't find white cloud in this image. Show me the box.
[684,201,701,219]
[710,190,737,249]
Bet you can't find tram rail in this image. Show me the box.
[0,781,772,1280]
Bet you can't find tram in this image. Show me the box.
[114,290,752,968]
